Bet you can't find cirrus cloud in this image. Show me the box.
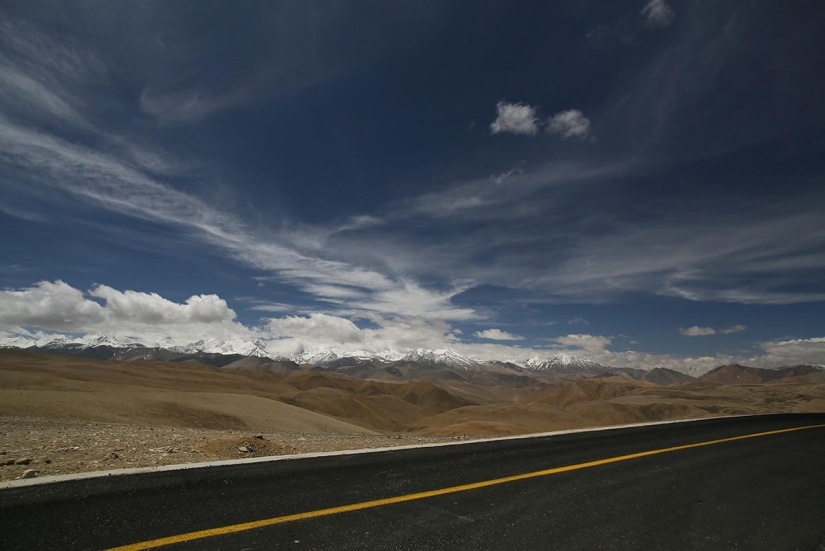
[641,0,675,28]
[680,324,747,337]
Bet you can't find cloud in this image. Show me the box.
[0,115,476,321]
[1,280,819,372]
[641,0,674,27]
[266,313,364,344]
[549,333,613,354]
[490,101,539,136]
[567,317,590,326]
[88,285,236,325]
[490,103,592,140]
[0,280,106,331]
[679,324,747,336]
[679,326,716,336]
[0,280,248,344]
[759,337,825,367]
[473,328,525,341]
[546,110,592,140]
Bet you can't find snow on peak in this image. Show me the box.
[0,335,37,349]
[174,337,279,359]
[399,348,478,369]
[523,354,604,372]
[79,334,143,349]
[293,347,349,365]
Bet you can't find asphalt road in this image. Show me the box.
[2,413,824,551]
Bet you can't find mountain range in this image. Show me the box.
[1,334,821,381]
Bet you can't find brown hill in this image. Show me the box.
[275,372,477,431]
[1,349,823,440]
[522,378,653,407]
[698,364,822,384]
[642,367,695,386]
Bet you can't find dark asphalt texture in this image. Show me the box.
[1,413,824,551]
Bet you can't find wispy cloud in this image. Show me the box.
[641,0,675,28]
[549,333,613,354]
[0,17,103,128]
[680,325,747,337]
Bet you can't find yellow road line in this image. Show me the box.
[107,423,825,551]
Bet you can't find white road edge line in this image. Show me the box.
[0,413,776,490]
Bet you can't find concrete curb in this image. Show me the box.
[0,413,777,490]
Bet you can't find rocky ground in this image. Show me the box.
[0,417,467,482]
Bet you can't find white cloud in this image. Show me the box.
[759,337,825,367]
[88,285,236,325]
[0,280,249,345]
[679,326,716,336]
[546,110,592,140]
[266,313,363,344]
[261,313,461,356]
[0,116,476,321]
[641,0,675,27]
[0,280,106,331]
[550,333,613,354]
[0,280,819,372]
[490,101,539,136]
[473,328,525,341]
[679,324,747,336]
[568,317,590,326]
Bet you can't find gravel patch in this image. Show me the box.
[0,416,467,481]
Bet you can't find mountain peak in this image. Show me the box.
[523,354,604,373]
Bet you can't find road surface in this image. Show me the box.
[1,413,824,550]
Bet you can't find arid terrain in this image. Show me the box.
[1,349,824,481]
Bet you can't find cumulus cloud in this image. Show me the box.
[266,313,364,344]
[679,324,747,336]
[0,280,248,344]
[473,328,525,341]
[88,285,236,325]
[546,110,592,140]
[641,0,674,27]
[0,280,106,331]
[490,101,539,136]
[0,280,818,373]
[759,337,825,366]
[260,313,460,356]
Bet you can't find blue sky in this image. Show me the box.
[0,1,823,370]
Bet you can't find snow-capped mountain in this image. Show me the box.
[0,336,37,349]
[0,334,613,374]
[399,348,479,369]
[522,354,605,373]
[39,336,85,349]
[172,337,277,359]
[78,334,144,349]
[293,347,349,365]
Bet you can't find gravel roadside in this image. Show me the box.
[0,416,467,481]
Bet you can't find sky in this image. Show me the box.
[0,0,824,371]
